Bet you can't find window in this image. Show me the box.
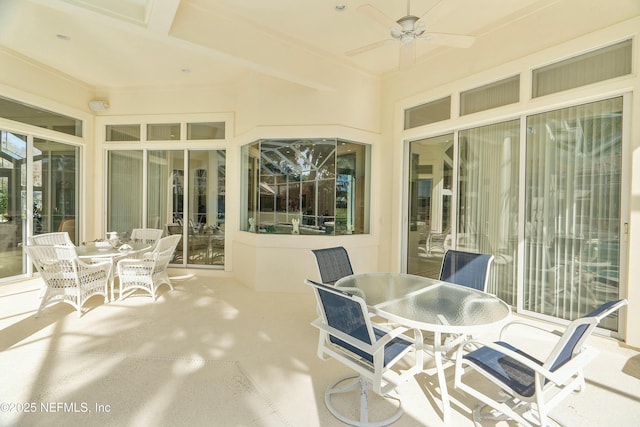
[147,123,180,141]
[106,124,141,142]
[404,97,451,130]
[0,96,82,137]
[106,121,227,142]
[460,75,520,115]
[241,138,370,235]
[187,122,225,140]
[532,39,632,97]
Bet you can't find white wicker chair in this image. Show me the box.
[28,232,74,246]
[117,234,181,300]
[129,228,164,250]
[25,244,112,317]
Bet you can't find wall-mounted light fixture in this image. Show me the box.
[88,99,109,111]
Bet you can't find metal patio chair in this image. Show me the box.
[311,246,354,285]
[440,249,494,292]
[305,279,424,427]
[454,299,628,426]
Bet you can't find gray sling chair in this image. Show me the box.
[430,249,495,354]
[454,299,628,427]
[311,246,354,285]
[305,279,424,427]
[439,249,494,292]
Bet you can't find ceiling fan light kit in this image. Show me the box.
[347,0,475,70]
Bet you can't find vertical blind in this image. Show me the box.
[458,120,520,304]
[524,97,622,329]
[107,150,143,235]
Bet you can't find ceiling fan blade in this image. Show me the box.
[399,41,416,71]
[419,32,475,48]
[357,4,402,31]
[417,0,454,25]
[346,39,396,57]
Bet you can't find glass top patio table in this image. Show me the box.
[335,272,512,423]
[75,241,151,258]
[335,272,511,334]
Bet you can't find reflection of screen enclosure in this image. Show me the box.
[241,138,370,235]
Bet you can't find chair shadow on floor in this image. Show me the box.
[623,353,640,380]
[413,364,479,426]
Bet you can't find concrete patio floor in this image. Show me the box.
[1,271,639,427]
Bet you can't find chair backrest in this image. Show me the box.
[130,228,164,247]
[545,299,628,372]
[306,279,376,362]
[311,246,354,285]
[439,249,494,291]
[28,232,74,246]
[152,235,182,271]
[25,244,80,281]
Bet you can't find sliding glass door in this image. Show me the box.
[0,131,27,279]
[0,131,80,280]
[524,97,623,329]
[108,149,226,267]
[406,134,454,278]
[405,96,625,331]
[458,120,520,305]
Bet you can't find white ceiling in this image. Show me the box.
[0,0,638,91]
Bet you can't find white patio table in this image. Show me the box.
[76,241,151,302]
[335,272,511,423]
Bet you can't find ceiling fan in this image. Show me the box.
[347,0,475,70]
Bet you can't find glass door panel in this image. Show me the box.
[458,120,520,305]
[407,134,454,278]
[186,151,225,266]
[33,139,80,244]
[148,150,184,263]
[107,150,143,237]
[0,131,27,279]
[524,97,623,331]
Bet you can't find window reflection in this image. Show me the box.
[242,138,370,235]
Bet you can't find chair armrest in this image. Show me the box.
[311,318,376,355]
[372,325,424,352]
[312,319,423,355]
[337,286,366,299]
[75,258,112,279]
[117,258,155,271]
[500,320,561,341]
[77,258,111,269]
[457,339,596,386]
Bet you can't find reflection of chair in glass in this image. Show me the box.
[305,279,424,427]
[57,218,76,244]
[311,246,354,285]
[25,245,112,317]
[165,224,183,261]
[117,235,182,300]
[418,227,451,257]
[454,299,627,427]
[439,249,494,292]
[165,223,217,263]
[0,223,18,251]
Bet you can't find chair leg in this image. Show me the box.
[324,375,404,427]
